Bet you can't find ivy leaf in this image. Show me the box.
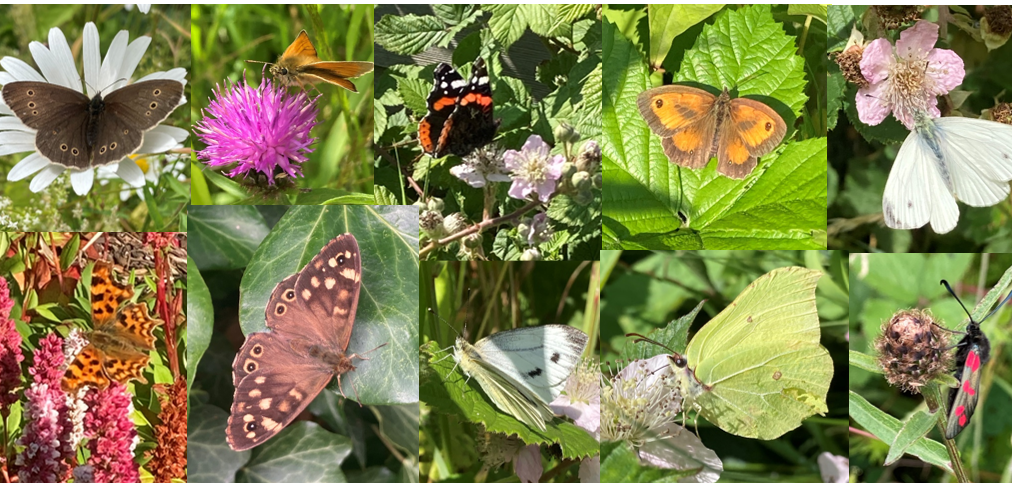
[187,258,212,398]
[238,206,419,405]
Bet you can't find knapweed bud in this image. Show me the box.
[875,309,951,393]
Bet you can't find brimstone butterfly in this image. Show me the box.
[635,266,833,440]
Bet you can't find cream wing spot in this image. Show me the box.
[289,389,303,401]
[248,389,262,398]
[333,305,349,316]
[340,268,357,280]
[246,431,257,439]
[325,277,336,289]
[261,417,280,431]
[302,289,312,300]
[259,398,273,410]
[243,414,255,423]
[278,400,291,412]
[338,289,350,300]
[328,257,338,268]
[311,276,320,288]
[255,376,266,385]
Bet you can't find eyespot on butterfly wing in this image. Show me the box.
[637,85,787,178]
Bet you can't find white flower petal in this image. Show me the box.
[7,153,50,181]
[119,36,151,85]
[0,116,32,131]
[83,23,102,97]
[45,27,81,90]
[29,164,64,192]
[137,130,178,154]
[69,168,95,195]
[0,56,45,83]
[151,125,188,144]
[138,4,151,14]
[100,30,131,91]
[117,158,145,186]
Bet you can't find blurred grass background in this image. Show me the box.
[190,4,374,204]
[0,4,190,230]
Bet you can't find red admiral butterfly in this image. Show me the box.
[418,57,499,158]
[941,279,1011,439]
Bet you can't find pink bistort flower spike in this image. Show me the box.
[84,383,141,483]
[856,20,965,129]
[195,75,320,185]
[15,334,75,483]
[0,276,24,409]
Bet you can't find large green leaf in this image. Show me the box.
[236,422,353,482]
[602,5,825,249]
[188,403,249,482]
[186,257,212,398]
[646,5,724,68]
[190,205,270,270]
[238,206,419,405]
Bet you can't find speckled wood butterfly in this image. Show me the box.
[62,261,160,393]
[226,233,384,451]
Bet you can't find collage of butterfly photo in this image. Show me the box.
[3,2,1012,485]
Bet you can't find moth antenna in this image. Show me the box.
[941,279,1012,324]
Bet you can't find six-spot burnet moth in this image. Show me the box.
[940,279,1012,440]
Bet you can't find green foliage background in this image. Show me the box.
[828,6,1012,252]
[374,5,602,260]
[187,205,419,482]
[600,250,848,481]
[0,5,190,231]
[602,5,828,250]
[419,261,600,482]
[189,4,374,205]
[848,253,1012,482]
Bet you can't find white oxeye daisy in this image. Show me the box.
[96,145,187,201]
[0,22,187,195]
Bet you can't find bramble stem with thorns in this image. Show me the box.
[419,200,542,259]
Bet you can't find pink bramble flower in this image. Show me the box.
[195,75,319,185]
[550,358,600,483]
[856,20,964,130]
[84,383,141,483]
[15,333,75,483]
[504,135,565,202]
[0,276,24,410]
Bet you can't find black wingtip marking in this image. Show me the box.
[527,368,543,377]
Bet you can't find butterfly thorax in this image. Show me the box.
[708,89,733,157]
[87,327,149,355]
[85,93,105,146]
[452,337,476,375]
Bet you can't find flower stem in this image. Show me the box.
[419,200,542,259]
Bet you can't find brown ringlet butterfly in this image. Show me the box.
[247,30,373,92]
[1,79,184,169]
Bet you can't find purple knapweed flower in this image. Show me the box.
[195,75,319,185]
[857,20,964,130]
[504,135,565,202]
[84,383,141,483]
[0,276,24,409]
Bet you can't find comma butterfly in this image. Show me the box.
[61,261,161,393]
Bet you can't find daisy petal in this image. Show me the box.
[117,158,145,186]
[0,57,45,83]
[7,153,50,181]
[69,168,95,195]
[83,23,102,97]
[28,164,64,192]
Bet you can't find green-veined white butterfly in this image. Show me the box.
[883,111,1012,233]
[632,266,833,440]
[443,324,589,431]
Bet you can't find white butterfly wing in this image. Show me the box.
[932,117,1012,207]
[454,325,588,430]
[883,127,959,233]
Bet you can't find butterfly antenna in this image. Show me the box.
[626,333,675,353]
